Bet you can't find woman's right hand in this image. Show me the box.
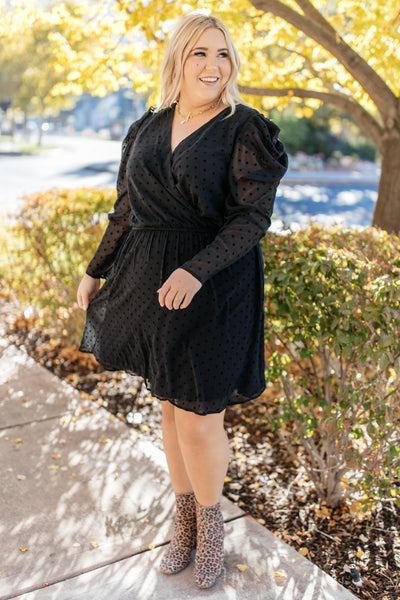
[77,273,100,310]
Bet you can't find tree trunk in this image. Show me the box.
[372,130,400,233]
[37,116,43,146]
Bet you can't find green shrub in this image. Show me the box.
[261,225,400,507]
[1,188,116,343]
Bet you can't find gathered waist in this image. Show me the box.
[130,226,217,235]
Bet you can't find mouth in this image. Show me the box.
[199,76,219,84]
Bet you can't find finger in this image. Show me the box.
[172,289,186,310]
[180,292,193,309]
[158,282,170,307]
[77,295,88,310]
[165,288,178,310]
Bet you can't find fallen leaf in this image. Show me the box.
[299,547,309,556]
[224,476,232,482]
[141,425,149,432]
[15,438,22,443]
[48,465,59,470]
[19,547,28,552]
[42,583,49,587]
[258,504,265,510]
[257,518,266,525]
[4,437,9,441]
[148,543,156,550]
[236,564,247,572]
[90,541,99,548]
[52,453,61,460]
[98,438,111,444]
[356,550,365,559]
[275,571,287,578]
[16,474,26,480]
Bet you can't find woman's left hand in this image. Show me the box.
[157,268,202,310]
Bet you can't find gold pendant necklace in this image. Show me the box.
[176,99,221,125]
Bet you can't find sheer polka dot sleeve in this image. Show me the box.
[86,109,154,279]
[181,113,288,283]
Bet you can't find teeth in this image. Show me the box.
[200,77,218,82]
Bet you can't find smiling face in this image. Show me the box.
[179,27,232,110]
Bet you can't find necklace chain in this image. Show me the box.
[176,98,221,125]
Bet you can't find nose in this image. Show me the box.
[204,54,219,71]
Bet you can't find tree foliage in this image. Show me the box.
[0,0,129,125]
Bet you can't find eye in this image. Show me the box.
[193,51,206,57]
[218,51,229,58]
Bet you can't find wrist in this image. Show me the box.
[84,272,99,281]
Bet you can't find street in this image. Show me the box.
[0,134,121,215]
[0,133,379,229]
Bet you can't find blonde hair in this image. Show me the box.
[157,12,244,114]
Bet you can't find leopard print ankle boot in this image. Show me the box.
[194,499,224,589]
[160,491,197,574]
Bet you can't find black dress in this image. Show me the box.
[79,104,287,415]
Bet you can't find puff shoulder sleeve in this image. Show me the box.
[86,108,154,279]
[181,112,288,283]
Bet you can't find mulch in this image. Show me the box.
[1,301,399,600]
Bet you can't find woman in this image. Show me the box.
[77,12,287,589]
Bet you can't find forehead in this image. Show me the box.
[191,27,227,48]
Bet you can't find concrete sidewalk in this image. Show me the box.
[0,341,358,600]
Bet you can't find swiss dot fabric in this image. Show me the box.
[79,104,287,415]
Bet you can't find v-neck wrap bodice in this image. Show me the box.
[86,104,287,283]
[80,103,287,415]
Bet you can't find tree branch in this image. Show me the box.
[238,84,384,152]
[249,0,397,119]
[293,0,336,33]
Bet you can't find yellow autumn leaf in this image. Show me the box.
[236,564,247,572]
[299,547,309,556]
[258,504,265,510]
[275,571,287,579]
[15,438,22,443]
[16,474,26,480]
[356,550,365,559]
[148,543,156,550]
[19,547,28,552]
[90,541,99,548]
[224,476,232,482]
[257,518,266,525]
[52,453,61,460]
[141,425,149,432]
